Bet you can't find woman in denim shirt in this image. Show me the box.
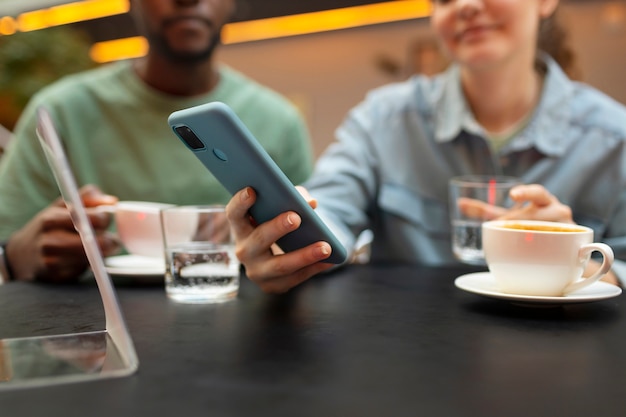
[227,0,626,293]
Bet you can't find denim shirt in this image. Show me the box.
[306,56,626,281]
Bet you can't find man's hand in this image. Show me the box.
[5,185,120,283]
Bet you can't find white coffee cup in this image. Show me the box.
[482,220,614,296]
[102,201,174,258]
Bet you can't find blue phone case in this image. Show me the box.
[168,102,348,264]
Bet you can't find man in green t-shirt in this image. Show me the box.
[0,0,314,283]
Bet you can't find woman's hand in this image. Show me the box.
[225,186,333,294]
[457,184,573,223]
[501,184,573,223]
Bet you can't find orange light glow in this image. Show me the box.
[222,0,432,44]
[90,36,149,63]
[0,16,17,35]
[17,0,129,32]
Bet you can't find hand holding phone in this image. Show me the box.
[168,102,348,264]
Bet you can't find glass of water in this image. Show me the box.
[449,175,521,266]
[160,205,240,303]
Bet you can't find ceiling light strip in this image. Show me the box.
[16,0,129,32]
[222,0,431,44]
[90,35,148,63]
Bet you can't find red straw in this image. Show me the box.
[488,178,496,206]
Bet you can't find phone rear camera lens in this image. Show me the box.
[175,126,205,150]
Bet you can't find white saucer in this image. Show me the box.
[455,272,622,306]
[104,255,165,277]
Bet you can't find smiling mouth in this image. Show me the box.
[455,26,492,42]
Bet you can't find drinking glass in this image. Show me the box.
[449,175,521,265]
[160,205,240,303]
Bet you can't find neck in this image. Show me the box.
[133,54,219,97]
[461,59,543,134]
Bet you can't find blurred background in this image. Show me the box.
[0,0,623,156]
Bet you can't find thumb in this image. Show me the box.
[79,184,118,208]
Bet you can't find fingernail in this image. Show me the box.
[285,213,295,227]
[102,195,118,204]
[241,188,250,201]
[317,244,330,258]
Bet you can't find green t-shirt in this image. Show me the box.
[0,61,314,239]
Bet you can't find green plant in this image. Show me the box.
[0,26,96,130]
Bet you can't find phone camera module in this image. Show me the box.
[175,125,205,150]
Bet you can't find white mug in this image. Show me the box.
[482,220,614,296]
[100,201,174,258]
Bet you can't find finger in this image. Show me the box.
[85,208,113,230]
[237,211,303,261]
[226,187,257,237]
[39,206,81,232]
[509,184,554,207]
[79,184,119,207]
[457,197,508,220]
[96,232,122,257]
[39,229,87,256]
[247,241,332,279]
[37,229,94,281]
[245,243,333,290]
[50,194,67,208]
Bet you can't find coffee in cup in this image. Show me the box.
[482,220,614,296]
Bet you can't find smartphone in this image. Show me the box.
[168,102,348,264]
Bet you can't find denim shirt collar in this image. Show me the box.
[433,55,575,157]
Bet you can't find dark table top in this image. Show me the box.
[0,264,625,417]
